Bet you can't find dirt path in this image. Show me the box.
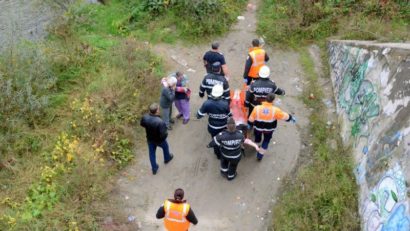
[114,1,309,230]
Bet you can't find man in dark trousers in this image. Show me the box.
[197,85,232,159]
[199,62,230,101]
[156,188,198,231]
[245,65,285,117]
[243,38,270,85]
[211,118,245,181]
[248,93,296,161]
[203,42,230,80]
[140,103,174,175]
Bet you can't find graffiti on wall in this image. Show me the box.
[335,49,380,140]
[362,165,410,231]
[330,42,410,231]
[366,131,403,172]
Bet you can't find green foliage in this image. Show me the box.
[113,0,247,41]
[0,1,164,229]
[0,44,57,126]
[271,48,359,230]
[258,0,410,46]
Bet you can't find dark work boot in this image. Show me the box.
[165,153,174,164]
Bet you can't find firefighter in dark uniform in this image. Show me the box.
[199,62,230,101]
[197,85,232,159]
[211,117,245,181]
[245,65,285,117]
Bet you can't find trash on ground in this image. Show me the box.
[127,215,136,222]
[237,16,245,20]
[322,99,333,108]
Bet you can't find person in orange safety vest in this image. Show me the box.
[248,93,296,161]
[156,188,198,231]
[243,38,270,85]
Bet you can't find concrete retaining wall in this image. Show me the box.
[328,40,410,230]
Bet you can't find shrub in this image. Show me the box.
[258,0,410,46]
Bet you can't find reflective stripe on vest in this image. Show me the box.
[248,48,266,78]
[164,200,191,231]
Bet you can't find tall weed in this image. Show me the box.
[258,0,410,46]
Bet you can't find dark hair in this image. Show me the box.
[227,117,236,131]
[211,61,221,73]
[149,103,159,114]
[252,39,260,47]
[266,93,275,103]
[175,71,183,78]
[174,188,184,201]
[211,42,219,50]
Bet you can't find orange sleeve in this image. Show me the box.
[273,107,290,121]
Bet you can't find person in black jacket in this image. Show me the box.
[140,103,174,175]
[210,118,245,181]
[245,65,285,117]
[197,85,232,159]
[199,62,230,102]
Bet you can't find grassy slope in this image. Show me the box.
[258,0,409,47]
[0,0,247,229]
[253,1,406,230]
[271,48,359,230]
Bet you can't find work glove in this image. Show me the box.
[281,90,286,96]
[199,92,204,98]
[243,79,248,84]
[247,124,253,130]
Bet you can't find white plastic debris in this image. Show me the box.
[127,215,136,222]
[237,16,245,20]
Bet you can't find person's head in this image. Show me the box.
[266,93,276,103]
[211,42,219,50]
[259,65,270,78]
[149,103,159,115]
[175,71,183,80]
[211,84,224,98]
[252,39,260,47]
[211,61,221,73]
[167,76,177,87]
[227,117,236,132]
[174,188,184,201]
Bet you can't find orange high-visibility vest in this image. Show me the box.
[248,102,289,132]
[164,200,191,231]
[248,47,266,78]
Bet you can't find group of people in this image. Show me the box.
[140,39,296,230]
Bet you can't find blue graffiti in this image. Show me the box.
[381,204,410,231]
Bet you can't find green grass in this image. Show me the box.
[258,0,410,47]
[1,0,248,228]
[270,48,360,231]
[0,1,165,229]
[67,0,248,44]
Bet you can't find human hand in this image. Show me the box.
[161,77,168,87]
[256,146,260,152]
[290,116,296,124]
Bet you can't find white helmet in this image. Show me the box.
[167,76,177,86]
[259,65,270,78]
[211,84,224,98]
